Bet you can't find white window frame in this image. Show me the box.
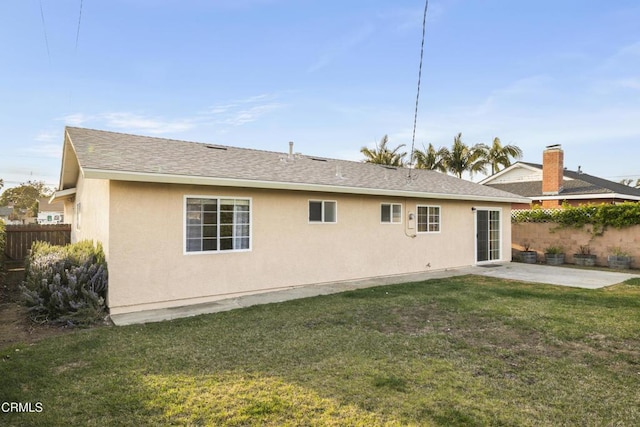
[380,203,402,224]
[308,200,337,224]
[184,195,252,255]
[416,205,441,234]
[474,206,503,264]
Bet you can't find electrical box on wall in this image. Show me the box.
[408,212,415,230]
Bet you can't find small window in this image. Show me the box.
[381,203,402,224]
[309,200,337,223]
[417,205,440,233]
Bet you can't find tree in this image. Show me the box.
[620,178,640,188]
[484,137,523,175]
[0,180,52,221]
[412,143,448,172]
[441,133,488,178]
[0,178,3,190]
[360,135,407,167]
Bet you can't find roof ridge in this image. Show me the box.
[65,126,305,159]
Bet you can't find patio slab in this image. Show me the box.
[110,263,639,325]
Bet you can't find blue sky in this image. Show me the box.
[1,0,639,191]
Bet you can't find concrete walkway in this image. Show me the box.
[110,263,639,326]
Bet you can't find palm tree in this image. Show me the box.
[441,133,488,178]
[412,143,448,172]
[485,137,523,175]
[360,135,407,166]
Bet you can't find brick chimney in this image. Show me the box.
[542,144,564,195]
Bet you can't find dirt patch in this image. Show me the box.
[0,269,74,349]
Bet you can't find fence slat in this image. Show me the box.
[4,224,72,262]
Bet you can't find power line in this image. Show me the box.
[408,0,429,178]
[38,0,51,64]
[75,0,84,53]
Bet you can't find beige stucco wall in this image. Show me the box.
[105,181,512,314]
[512,222,639,267]
[72,174,110,257]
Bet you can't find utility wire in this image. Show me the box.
[39,0,51,64]
[75,0,84,53]
[408,0,429,179]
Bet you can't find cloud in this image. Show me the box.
[102,113,195,134]
[308,23,375,73]
[203,94,283,126]
[62,113,92,126]
[56,94,284,137]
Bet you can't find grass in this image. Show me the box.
[1,275,640,426]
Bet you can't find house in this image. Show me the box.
[0,206,15,224]
[51,127,528,318]
[480,144,640,209]
[37,197,65,224]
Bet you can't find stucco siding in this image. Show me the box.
[107,181,512,314]
[72,174,110,257]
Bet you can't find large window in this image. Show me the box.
[309,200,337,223]
[185,197,251,253]
[417,205,440,233]
[381,203,402,224]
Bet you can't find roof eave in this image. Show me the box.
[530,193,640,202]
[83,168,529,204]
[50,188,77,203]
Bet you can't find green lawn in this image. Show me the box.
[1,275,640,426]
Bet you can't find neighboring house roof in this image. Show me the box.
[55,127,528,204]
[0,206,12,217]
[481,161,640,201]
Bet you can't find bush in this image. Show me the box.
[513,202,640,233]
[21,240,108,326]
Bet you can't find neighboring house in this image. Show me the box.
[0,205,27,225]
[0,206,15,224]
[52,127,528,318]
[480,144,640,209]
[37,197,65,224]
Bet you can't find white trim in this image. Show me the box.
[531,193,640,202]
[183,195,253,255]
[478,162,540,185]
[415,205,441,234]
[82,168,530,204]
[380,203,402,224]
[474,207,504,264]
[50,188,76,203]
[308,199,338,224]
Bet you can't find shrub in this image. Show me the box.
[544,246,564,254]
[513,202,640,234]
[21,240,108,326]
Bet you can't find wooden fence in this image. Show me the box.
[3,224,71,263]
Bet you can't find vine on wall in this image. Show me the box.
[512,202,640,235]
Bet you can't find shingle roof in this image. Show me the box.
[488,162,640,199]
[0,206,12,217]
[61,127,528,203]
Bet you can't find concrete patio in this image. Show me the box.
[110,262,639,326]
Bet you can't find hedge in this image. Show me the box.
[512,202,640,233]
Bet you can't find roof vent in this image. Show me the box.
[206,145,227,150]
[310,157,327,162]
